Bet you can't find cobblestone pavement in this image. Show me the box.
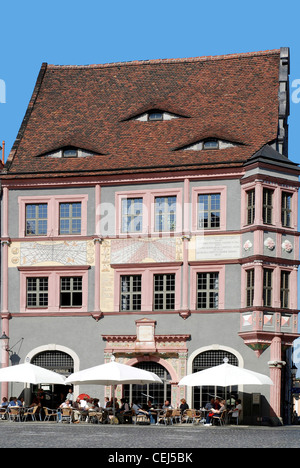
[0,422,300,450]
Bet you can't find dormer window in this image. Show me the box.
[63,148,78,158]
[129,110,183,122]
[148,111,164,121]
[41,147,96,158]
[203,139,219,150]
[179,138,239,151]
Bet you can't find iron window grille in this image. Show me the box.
[31,351,74,375]
[192,350,238,409]
[123,362,171,406]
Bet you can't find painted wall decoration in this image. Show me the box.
[17,240,94,266]
[110,237,181,264]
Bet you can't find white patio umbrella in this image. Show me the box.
[65,357,163,386]
[179,358,273,387]
[0,362,66,385]
[65,356,163,416]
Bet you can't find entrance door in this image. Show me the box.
[192,350,239,408]
[123,361,171,408]
[31,350,74,407]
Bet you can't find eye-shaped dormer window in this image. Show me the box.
[130,110,182,122]
[63,148,78,158]
[148,111,164,121]
[179,138,239,151]
[41,147,97,158]
[203,139,219,150]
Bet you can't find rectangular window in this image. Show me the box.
[121,198,143,233]
[60,276,82,307]
[263,269,273,307]
[246,269,254,307]
[246,189,255,225]
[25,204,48,236]
[154,196,176,232]
[263,188,273,225]
[59,202,82,235]
[120,275,142,311]
[153,274,175,310]
[281,192,292,228]
[280,271,290,309]
[197,272,219,309]
[27,277,48,307]
[198,193,220,229]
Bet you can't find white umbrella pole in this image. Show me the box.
[113,385,116,417]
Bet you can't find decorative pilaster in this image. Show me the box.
[268,336,285,421]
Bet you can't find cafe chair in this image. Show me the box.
[157,409,173,425]
[61,408,72,423]
[172,409,182,424]
[132,409,149,425]
[212,410,227,426]
[8,407,21,422]
[44,407,59,422]
[182,409,198,424]
[22,405,40,422]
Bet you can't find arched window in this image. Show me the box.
[123,362,171,407]
[31,350,74,408]
[192,350,238,408]
[31,350,74,376]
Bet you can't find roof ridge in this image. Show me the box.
[47,49,281,70]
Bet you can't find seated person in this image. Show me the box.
[228,399,242,423]
[132,400,154,424]
[117,398,132,424]
[180,398,189,413]
[205,399,226,425]
[0,397,8,408]
[162,400,173,410]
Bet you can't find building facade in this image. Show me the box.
[0,47,299,423]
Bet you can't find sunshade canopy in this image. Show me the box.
[65,359,163,386]
[179,360,273,387]
[0,362,66,385]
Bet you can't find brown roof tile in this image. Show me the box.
[3,49,284,178]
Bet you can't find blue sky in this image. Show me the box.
[1,0,300,368]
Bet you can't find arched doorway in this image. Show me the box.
[192,350,239,408]
[123,361,171,408]
[31,350,74,407]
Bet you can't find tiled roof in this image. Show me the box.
[3,49,287,178]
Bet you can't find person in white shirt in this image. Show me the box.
[229,399,242,423]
